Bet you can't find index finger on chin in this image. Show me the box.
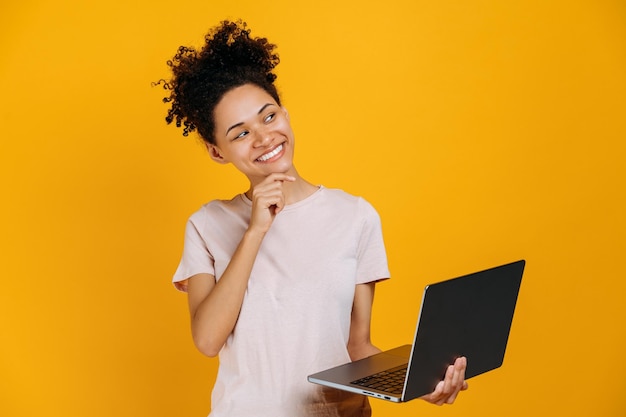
[266,172,296,182]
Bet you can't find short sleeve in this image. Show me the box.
[172,213,215,292]
[355,198,390,285]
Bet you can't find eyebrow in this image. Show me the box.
[225,103,276,136]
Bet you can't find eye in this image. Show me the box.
[264,113,275,123]
[234,130,249,140]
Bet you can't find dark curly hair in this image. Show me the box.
[155,20,281,145]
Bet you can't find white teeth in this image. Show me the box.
[257,144,283,162]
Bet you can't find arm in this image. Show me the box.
[347,282,381,361]
[186,174,295,357]
[186,229,265,357]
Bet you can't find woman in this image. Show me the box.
[159,20,467,417]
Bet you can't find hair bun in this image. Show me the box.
[201,20,279,83]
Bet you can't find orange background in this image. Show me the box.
[1,1,625,416]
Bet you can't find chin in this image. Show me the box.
[269,162,293,174]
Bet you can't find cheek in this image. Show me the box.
[229,143,250,158]
[275,118,294,136]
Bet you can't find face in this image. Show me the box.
[209,84,296,185]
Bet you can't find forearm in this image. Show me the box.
[347,282,381,361]
[191,229,265,356]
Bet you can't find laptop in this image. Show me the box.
[308,259,525,402]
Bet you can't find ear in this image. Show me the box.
[282,106,290,120]
[206,143,228,164]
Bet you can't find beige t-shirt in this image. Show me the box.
[173,186,390,417]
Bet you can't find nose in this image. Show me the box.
[253,127,273,147]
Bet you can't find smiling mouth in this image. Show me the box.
[256,143,284,162]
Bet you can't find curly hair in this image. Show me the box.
[156,20,281,144]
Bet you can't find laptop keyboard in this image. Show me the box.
[350,365,407,395]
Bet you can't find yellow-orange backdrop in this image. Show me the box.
[1,1,625,416]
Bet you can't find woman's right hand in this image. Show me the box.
[248,173,296,233]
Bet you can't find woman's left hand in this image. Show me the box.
[420,356,469,405]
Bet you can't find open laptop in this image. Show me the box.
[308,260,525,402]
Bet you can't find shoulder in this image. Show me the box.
[320,187,365,205]
[187,194,248,226]
[320,187,380,219]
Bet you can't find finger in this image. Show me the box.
[252,178,291,200]
[272,196,287,215]
[421,380,445,406]
[442,363,455,392]
[421,358,469,406]
[435,360,462,405]
[428,365,453,406]
[252,183,286,204]
[445,380,468,404]
[445,380,465,404]
[445,357,468,404]
[263,172,296,183]
[451,357,466,387]
[249,192,285,229]
[258,194,285,212]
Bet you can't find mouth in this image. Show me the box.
[256,143,284,162]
